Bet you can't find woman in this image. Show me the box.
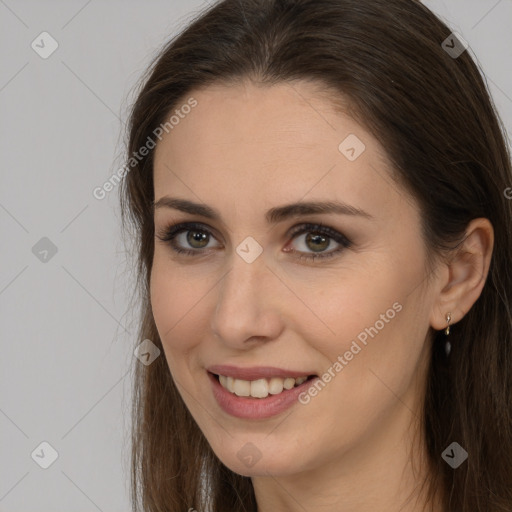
[119,0,512,511]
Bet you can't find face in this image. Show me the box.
[150,80,439,479]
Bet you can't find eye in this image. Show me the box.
[155,221,352,262]
[155,222,221,255]
[285,223,352,262]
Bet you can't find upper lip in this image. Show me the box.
[207,364,317,381]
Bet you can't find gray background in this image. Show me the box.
[0,1,510,511]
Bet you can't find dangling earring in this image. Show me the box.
[444,312,451,356]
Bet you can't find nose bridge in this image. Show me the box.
[211,249,282,344]
[215,251,266,321]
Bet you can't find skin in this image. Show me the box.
[150,80,494,512]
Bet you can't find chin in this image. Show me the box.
[209,438,308,478]
[223,457,298,478]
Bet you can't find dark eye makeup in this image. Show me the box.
[155,221,352,262]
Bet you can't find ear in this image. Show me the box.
[430,218,494,331]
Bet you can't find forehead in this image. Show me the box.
[155,80,372,163]
[152,80,412,225]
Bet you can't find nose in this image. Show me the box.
[210,251,284,349]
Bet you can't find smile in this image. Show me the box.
[217,374,312,398]
[208,371,320,419]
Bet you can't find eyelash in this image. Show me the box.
[155,221,352,262]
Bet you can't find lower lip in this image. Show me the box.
[208,372,318,420]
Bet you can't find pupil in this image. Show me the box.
[188,230,208,248]
[306,233,328,252]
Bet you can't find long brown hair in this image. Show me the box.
[119,1,512,510]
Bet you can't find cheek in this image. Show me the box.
[301,266,404,352]
[300,252,426,397]
[149,256,206,359]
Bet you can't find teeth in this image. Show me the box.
[283,377,295,390]
[233,378,251,397]
[217,374,310,398]
[251,379,269,398]
[226,376,235,393]
[268,377,284,395]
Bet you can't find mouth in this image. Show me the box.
[208,371,318,399]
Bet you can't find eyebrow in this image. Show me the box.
[153,196,373,223]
